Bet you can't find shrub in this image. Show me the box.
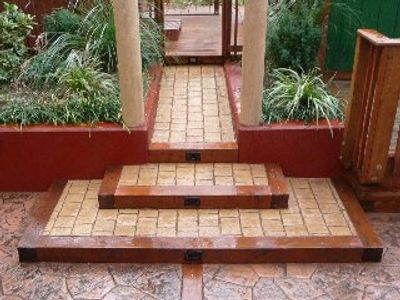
[56,50,118,98]
[0,2,34,83]
[266,0,324,73]
[43,9,82,42]
[82,0,164,72]
[262,68,344,125]
[0,93,122,126]
[19,0,163,87]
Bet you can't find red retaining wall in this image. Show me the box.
[224,61,345,177]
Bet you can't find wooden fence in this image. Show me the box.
[342,29,400,184]
[326,0,400,73]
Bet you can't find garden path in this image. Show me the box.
[151,65,236,144]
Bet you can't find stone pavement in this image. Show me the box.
[1,192,400,299]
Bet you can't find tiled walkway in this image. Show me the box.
[42,178,355,238]
[1,192,400,299]
[151,65,236,143]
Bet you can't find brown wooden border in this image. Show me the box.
[165,56,225,65]
[343,172,400,213]
[98,164,289,209]
[182,265,203,300]
[19,181,382,263]
[149,142,239,163]
[332,177,383,261]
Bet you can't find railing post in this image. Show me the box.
[341,30,400,184]
[113,0,145,128]
[239,0,268,126]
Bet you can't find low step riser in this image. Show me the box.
[149,143,238,163]
[99,164,289,209]
[100,194,287,209]
[19,245,369,264]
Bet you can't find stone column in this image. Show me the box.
[239,0,268,126]
[113,0,144,127]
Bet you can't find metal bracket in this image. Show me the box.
[185,151,201,162]
[184,196,201,207]
[185,250,203,263]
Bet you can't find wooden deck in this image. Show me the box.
[165,15,223,57]
[165,14,243,58]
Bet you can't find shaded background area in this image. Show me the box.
[326,0,400,72]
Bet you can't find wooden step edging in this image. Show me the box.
[148,142,239,163]
[98,164,289,209]
[18,179,383,263]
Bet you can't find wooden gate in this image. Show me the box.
[342,29,400,212]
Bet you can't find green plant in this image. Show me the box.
[43,9,82,42]
[262,68,344,125]
[56,50,118,98]
[266,0,324,73]
[18,33,86,88]
[0,2,34,83]
[0,92,122,127]
[19,0,163,88]
[81,0,164,72]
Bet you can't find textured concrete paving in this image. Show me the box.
[1,192,400,299]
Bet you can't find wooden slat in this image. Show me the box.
[341,36,371,168]
[394,126,400,175]
[358,46,400,183]
[353,44,380,171]
[182,265,203,300]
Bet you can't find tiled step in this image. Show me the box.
[18,178,383,263]
[148,142,239,163]
[98,163,289,209]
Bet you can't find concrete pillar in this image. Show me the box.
[239,0,268,126]
[113,0,144,127]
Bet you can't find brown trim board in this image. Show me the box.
[18,181,382,263]
[148,142,239,163]
[332,178,383,262]
[182,264,203,300]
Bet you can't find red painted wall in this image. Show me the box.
[0,125,148,191]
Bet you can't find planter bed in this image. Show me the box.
[224,62,344,177]
[0,66,163,191]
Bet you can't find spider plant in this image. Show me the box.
[262,68,344,127]
[56,50,118,98]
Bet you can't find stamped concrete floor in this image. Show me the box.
[151,65,236,144]
[1,192,400,299]
[43,178,356,238]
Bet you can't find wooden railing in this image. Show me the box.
[341,29,400,184]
